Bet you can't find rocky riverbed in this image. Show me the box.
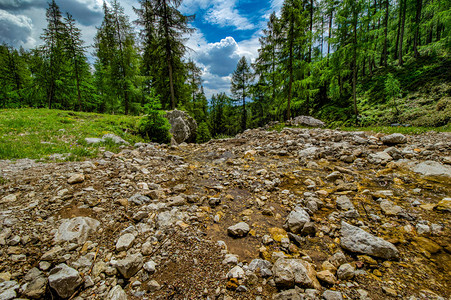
[0,127,450,300]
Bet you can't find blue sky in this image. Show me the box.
[0,0,283,98]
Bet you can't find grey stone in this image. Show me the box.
[290,116,325,127]
[67,173,84,184]
[222,254,239,265]
[21,268,47,299]
[380,133,407,145]
[156,209,186,228]
[340,221,399,260]
[227,222,250,237]
[165,109,198,144]
[226,266,245,279]
[85,137,103,144]
[272,289,304,300]
[336,195,355,211]
[107,285,128,300]
[48,263,83,298]
[322,290,343,300]
[412,161,451,177]
[380,199,403,216]
[248,259,273,277]
[116,233,135,252]
[272,258,315,288]
[0,281,19,300]
[102,134,129,145]
[129,193,151,205]
[143,260,156,273]
[416,223,431,235]
[116,253,143,279]
[285,207,310,234]
[0,194,16,204]
[54,217,100,244]
[368,152,393,165]
[337,263,355,280]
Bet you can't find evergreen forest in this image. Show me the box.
[0,0,449,140]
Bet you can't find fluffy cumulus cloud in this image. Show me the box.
[204,1,255,30]
[0,9,34,46]
[185,33,261,98]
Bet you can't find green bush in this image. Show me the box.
[139,98,172,144]
[196,122,211,143]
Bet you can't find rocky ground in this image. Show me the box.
[0,127,450,300]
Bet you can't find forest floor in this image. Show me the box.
[0,125,450,300]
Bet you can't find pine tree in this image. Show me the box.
[231,56,252,131]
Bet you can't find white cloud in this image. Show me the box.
[0,9,35,47]
[185,33,262,98]
[205,0,255,30]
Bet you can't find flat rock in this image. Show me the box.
[0,281,19,300]
[412,161,451,177]
[54,217,100,245]
[227,222,250,237]
[316,270,337,285]
[285,207,310,234]
[380,199,403,216]
[107,285,128,300]
[340,221,399,260]
[0,194,16,204]
[289,116,325,127]
[67,173,85,184]
[116,233,135,252]
[380,133,407,145]
[102,134,129,145]
[116,253,143,279]
[336,195,355,211]
[323,290,343,300]
[435,198,451,212]
[272,289,304,300]
[48,263,82,298]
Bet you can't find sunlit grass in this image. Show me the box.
[0,108,145,160]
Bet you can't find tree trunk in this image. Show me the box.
[413,0,422,57]
[381,0,389,66]
[327,9,333,63]
[398,0,406,65]
[394,0,403,59]
[163,0,176,109]
[352,9,358,121]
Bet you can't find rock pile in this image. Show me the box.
[0,128,450,299]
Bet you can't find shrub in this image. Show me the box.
[196,122,211,143]
[139,97,171,144]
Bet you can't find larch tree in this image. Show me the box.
[231,56,252,132]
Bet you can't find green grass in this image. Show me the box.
[267,121,450,135]
[0,108,145,160]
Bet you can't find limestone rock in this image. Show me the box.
[102,134,129,145]
[289,116,325,127]
[316,270,337,285]
[48,263,83,298]
[0,194,16,204]
[340,221,399,260]
[165,109,198,144]
[226,266,245,279]
[116,253,143,279]
[380,199,403,216]
[322,290,343,300]
[107,285,128,300]
[285,207,310,234]
[116,233,135,252]
[337,263,355,280]
[248,259,273,277]
[412,161,451,177]
[54,217,100,244]
[0,281,19,300]
[67,173,84,184]
[380,133,407,145]
[272,258,317,289]
[227,222,250,237]
[272,289,304,300]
